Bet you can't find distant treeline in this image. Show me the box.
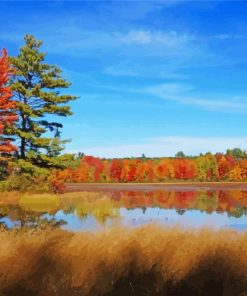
[55,150,247,184]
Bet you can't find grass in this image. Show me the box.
[0,225,247,296]
[0,191,22,205]
[19,194,60,213]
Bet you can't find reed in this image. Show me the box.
[0,225,246,296]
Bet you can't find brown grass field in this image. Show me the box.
[0,225,247,296]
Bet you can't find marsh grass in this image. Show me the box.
[0,225,247,296]
[0,192,22,205]
[19,195,60,213]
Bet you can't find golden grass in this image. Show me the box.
[19,194,60,213]
[0,225,247,296]
[0,191,22,205]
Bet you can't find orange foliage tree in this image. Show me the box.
[0,49,17,154]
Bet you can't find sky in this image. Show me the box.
[1,0,247,157]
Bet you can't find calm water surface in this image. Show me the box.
[1,188,247,232]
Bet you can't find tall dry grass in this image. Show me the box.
[0,225,247,296]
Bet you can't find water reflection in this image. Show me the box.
[1,189,247,231]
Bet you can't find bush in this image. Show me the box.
[0,160,53,192]
[0,158,9,181]
[0,174,52,192]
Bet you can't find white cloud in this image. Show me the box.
[67,136,247,158]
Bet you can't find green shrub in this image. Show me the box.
[0,160,52,193]
[0,159,9,181]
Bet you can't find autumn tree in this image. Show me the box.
[10,34,77,163]
[0,49,17,154]
[195,154,218,181]
[216,153,236,179]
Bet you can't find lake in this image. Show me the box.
[1,187,247,232]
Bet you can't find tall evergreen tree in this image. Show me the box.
[10,34,77,160]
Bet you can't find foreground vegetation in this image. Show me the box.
[0,225,246,296]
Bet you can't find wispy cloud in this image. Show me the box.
[2,15,245,81]
[103,62,188,79]
[146,83,247,111]
[146,83,194,94]
[68,136,247,158]
[0,22,196,59]
[39,29,195,60]
[93,82,247,113]
[119,30,191,47]
[104,64,139,77]
[210,34,245,40]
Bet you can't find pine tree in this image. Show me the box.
[0,49,17,154]
[10,34,77,161]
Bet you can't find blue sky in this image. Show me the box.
[1,1,247,157]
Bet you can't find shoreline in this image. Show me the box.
[65,181,247,192]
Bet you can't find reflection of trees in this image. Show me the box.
[1,189,247,230]
[194,193,218,213]
[0,205,66,229]
[142,207,147,214]
[228,206,246,218]
[63,206,75,215]
[76,203,120,224]
[176,209,186,215]
[67,190,247,220]
[0,207,9,229]
[0,207,8,219]
[107,190,247,218]
[60,190,245,218]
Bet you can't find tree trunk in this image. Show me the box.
[20,113,26,159]
[20,137,26,159]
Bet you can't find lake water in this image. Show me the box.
[1,188,247,232]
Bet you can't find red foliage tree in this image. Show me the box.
[0,49,17,154]
[110,159,123,182]
[173,159,196,179]
[84,156,104,181]
[216,153,236,179]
